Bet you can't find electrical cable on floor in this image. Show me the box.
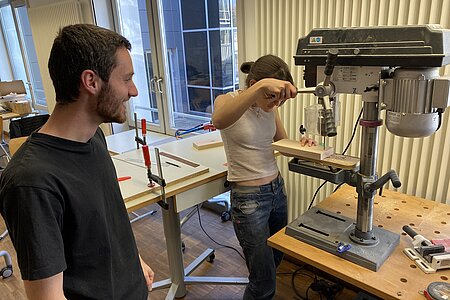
[195,205,246,261]
[307,107,364,208]
[290,266,320,300]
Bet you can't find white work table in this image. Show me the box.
[112,131,247,299]
[106,129,172,155]
[114,130,228,212]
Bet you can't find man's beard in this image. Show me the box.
[96,83,127,123]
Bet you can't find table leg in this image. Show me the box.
[152,194,248,300]
[160,196,186,298]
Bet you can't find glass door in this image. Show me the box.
[114,0,166,133]
[154,0,239,134]
[114,0,238,135]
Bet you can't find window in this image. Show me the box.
[174,0,238,128]
[114,0,238,134]
[0,3,46,110]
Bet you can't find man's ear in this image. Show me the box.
[80,70,101,95]
[249,79,257,87]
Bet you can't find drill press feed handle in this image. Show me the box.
[317,49,339,137]
[364,170,401,193]
[323,48,338,84]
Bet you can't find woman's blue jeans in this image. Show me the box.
[230,174,288,300]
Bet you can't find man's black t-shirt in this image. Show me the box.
[0,129,147,299]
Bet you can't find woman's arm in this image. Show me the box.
[212,92,253,129]
[274,108,288,141]
[212,78,297,129]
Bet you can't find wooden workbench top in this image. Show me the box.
[268,185,450,300]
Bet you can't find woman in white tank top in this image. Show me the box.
[212,55,315,300]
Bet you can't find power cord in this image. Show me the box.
[288,265,345,300]
[307,107,363,208]
[195,205,246,261]
[342,107,363,156]
[291,266,316,300]
[308,181,328,210]
[310,279,343,300]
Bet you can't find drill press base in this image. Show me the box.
[285,207,399,271]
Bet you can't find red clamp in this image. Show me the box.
[203,123,216,131]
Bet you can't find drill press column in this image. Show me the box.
[353,97,380,243]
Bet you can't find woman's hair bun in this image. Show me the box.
[240,61,254,74]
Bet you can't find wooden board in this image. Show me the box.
[272,138,334,160]
[306,153,360,170]
[113,151,209,203]
[192,139,223,150]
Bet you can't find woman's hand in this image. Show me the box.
[300,137,318,147]
[253,78,297,108]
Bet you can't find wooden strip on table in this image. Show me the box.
[192,139,223,150]
[159,152,200,167]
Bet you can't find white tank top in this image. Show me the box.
[219,90,279,182]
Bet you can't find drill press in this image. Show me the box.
[285,24,450,271]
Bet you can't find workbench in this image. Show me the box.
[112,131,247,299]
[268,184,450,300]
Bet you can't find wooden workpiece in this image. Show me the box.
[273,139,359,170]
[268,185,450,300]
[272,138,334,160]
[320,153,360,170]
[192,138,223,150]
[300,153,360,170]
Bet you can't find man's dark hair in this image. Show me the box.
[48,24,131,103]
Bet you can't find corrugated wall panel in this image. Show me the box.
[27,0,83,113]
[243,0,450,221]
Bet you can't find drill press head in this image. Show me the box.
[295,24,450,137]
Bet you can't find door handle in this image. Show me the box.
[150,77,157,93]
[156,77,163,94]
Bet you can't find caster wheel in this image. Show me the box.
[221,211,231,222]
[181,241,186,253]
[208,253,215,263]
[1,266,12,279]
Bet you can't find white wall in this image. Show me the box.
[27,0,94,114]
[28,0,94,24]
